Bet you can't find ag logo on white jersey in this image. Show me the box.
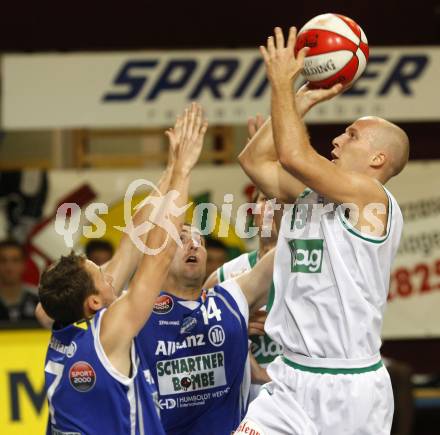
[208,325,225,347]
[289,239,324,273]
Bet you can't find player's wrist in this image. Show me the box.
[172,163,192,178]
[270,78,292,93]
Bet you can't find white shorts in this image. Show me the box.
[235,355,394,435]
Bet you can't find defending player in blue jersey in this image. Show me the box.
[137,224,275,435]
[38,103,207,435]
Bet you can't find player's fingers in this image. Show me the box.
[249,319,266,329]
[199,120,208,138]
[247,117,257,138]
[187,101,197,138]
[248,326,265,336]
[164,129,176,145]
[287,26,297,50]
[181,107,189,141]
[274,26,284,49]
[296,82,310,95]
[248,321,265,332]
[315,83,344,102]
[296,46,309,69]
[192,103,202,138]
[248,318,266,328]
[267,35,275,56]
[256,113,265,129]
[259,45,270,63]
[174,115,183,140]
[174,114,182,130]
[328,83,344,96]
[250,308,268,320]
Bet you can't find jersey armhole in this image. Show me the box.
[218,279,249,325]
[92,309,138,386]
[336,188,393,244]
[218,265,225,283]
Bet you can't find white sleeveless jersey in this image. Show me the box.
[265,187,403,360]
[217,251,257,282]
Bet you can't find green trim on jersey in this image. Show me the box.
[218,265,225,282]
[337,190,393,244]
[266,283,275,313]
[247,250,276,312]
[282,356,383,375]
[299,188,312,199]
[247,250,258,268]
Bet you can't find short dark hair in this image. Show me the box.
[205,237,228,252]
[39,252,97,325]
[0,239,26,258]
[85,239,114,259]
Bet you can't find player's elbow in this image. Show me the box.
[278,151,300,174]
[278,148,310,176]
[238,148,253,168]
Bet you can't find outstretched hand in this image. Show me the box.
[260,26,308,86]
[165,102,208,175]
[295,82,344,117]
[247,114,265,141]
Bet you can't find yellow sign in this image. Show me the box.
[0,329,50,434]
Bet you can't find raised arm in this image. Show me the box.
[239,114,304,203]
[234,248,275,314]
[203,269,219,289]
[239,87,343,204]
[100,103,208,357]
[102,128,179,294]
[260,27,386,208]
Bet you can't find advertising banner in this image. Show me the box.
[2,47,439,128]
[0,329,50,434]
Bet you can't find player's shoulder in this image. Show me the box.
[211,281,249,324]
[383,186,403,228]
[218,251,256,282]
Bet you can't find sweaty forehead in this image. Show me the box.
[352,116,387,131]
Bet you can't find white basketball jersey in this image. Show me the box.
[217,251,256,282]
[266,187,403,360]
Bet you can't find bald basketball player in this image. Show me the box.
[235,27,409,435]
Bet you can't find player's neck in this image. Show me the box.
[163,276,202,301]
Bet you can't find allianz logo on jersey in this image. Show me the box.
[155,326,226,356]
[155,334,206,356]
[288,239,324,273]
[49,337,77,358]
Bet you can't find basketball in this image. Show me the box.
[295,13,369,89]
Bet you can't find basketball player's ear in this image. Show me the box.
[370,151,386,169]
[85,293,104,313]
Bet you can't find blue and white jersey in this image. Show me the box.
[44,308,165,435]
[137,281,250,435]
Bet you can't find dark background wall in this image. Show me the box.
[1,0,440,51]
